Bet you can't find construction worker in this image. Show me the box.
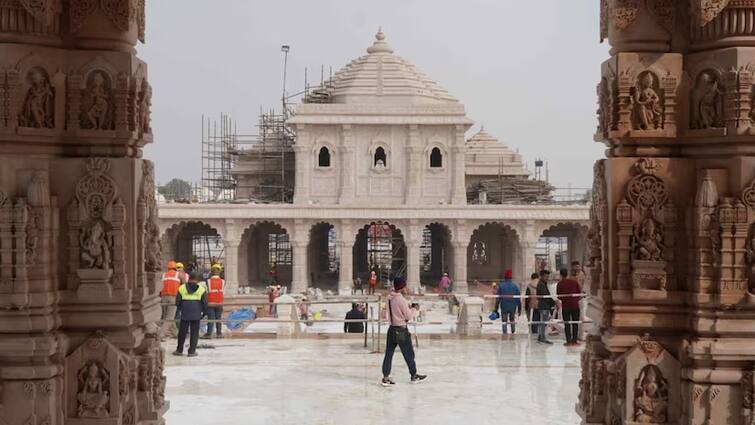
[159,260,182,339]
[175,262,188,283]
[174,272,208,357]
[368,271,378,295]
[202,263,225,339]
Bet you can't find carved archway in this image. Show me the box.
[308,221,338,290]
[238,221,292,289]
[353,221,406,288]
[467,222,521,286]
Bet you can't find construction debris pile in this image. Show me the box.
[467,178,555,204]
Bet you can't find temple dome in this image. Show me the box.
[465,127,529,178]
[327,29,458,105]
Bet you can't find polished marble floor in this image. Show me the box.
[164,337,583,425]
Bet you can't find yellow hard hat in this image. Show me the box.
[211,263,222,271]
[176,262,184,269]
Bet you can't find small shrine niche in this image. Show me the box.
[616,158,676,297]
[631,71,664,131]
[614,66,678,138]
[689,69,725,131]
[18,67,55,129]
[65,332,130,423]
[67,158,125,299]
[79,70,115,131]
[616,335,680,425]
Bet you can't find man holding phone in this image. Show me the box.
[381,277,427,387]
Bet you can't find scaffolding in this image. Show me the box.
[199,109,295,203]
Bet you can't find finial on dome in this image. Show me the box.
[367,27,393,54]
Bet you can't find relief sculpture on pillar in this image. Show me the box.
[633,364,669,422]
[690,70,724,130]
[80,70,114,130]
[632,72,663,131]
[19,67,54,129]
[619,158,676,294]
[76,362,110,418]
[68,158,125,292]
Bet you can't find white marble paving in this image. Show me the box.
[164,337,583,425]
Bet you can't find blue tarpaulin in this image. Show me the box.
[225,307,255,331]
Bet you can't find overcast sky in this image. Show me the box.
[140,0,609,189]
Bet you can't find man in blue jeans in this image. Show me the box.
[381,277,427,387]
[536,269,560,344]
[495,269,521,336]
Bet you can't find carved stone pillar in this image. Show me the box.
[224,239,240,296]
[581,3,755,425]
[337,221,355,296]
[405,125,422,203]
[405,220,422,293]
[0,1,163,424]
[293,127,310,205]
[451,125,467,205]
[291,221,309,294]
[451,221,471,294]
[339,124,356,204]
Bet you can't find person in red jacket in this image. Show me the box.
[556,268,582,346]
[202,263,225,339]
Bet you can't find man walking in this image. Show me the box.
[536,270,559,344]
[557,268,582,346]
[495,269,521,336]
[344,303,366,333]
[202,263,225,339]
[381,277,427,387]
[524,272,540,334]
[159,260,181,339]
[173,272,208,357]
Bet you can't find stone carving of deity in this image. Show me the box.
[691,71,723,129]
[634,216,664,261]
[138,81,151,134]
[472,241,488,265]
[144,221,162,272]
[86,72,111,130]
[633,365,669,423]
[80,220,111,269]
[77,363,110,418]
[20,69,54,129]
[632,72,662,131]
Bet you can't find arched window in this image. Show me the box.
[430,147,443,168]
[318,146,331,167]
[374,146,387,167]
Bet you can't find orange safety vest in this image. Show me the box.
[207,276,225,305]
[161,270,181,297]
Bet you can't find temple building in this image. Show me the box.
[157,30,589,295]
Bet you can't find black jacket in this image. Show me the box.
[344,309,366,333]
[176,282,208,321]
[536,279,555,311]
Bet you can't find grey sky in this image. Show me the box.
[141,0,609,189]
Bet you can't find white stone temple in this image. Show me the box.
[157,30,589,295]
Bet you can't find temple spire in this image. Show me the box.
[367,27,394,54]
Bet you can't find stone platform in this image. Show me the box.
[164,338,582,425]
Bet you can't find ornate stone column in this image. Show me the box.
[223,219,242,295]
[405,125,422,203]
[451,220,471,293]
[405,220,423,293]
[293,126,310,205]
[291,220,309,294]
[0,1,165,424]
[337,221,355,295]
[520,220,538,278]
[451,125,467,205]
[338,124,356,204]
[580,3,755,425]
